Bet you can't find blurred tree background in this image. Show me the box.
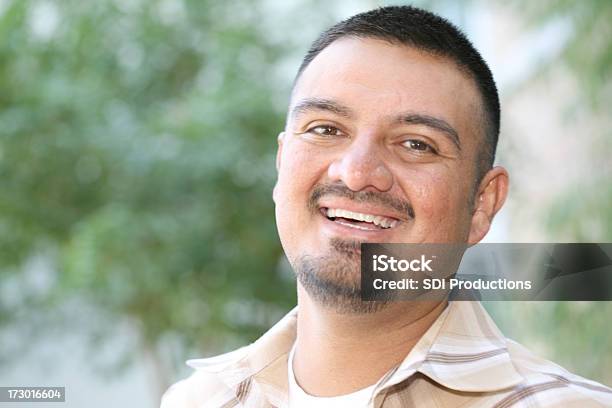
[0,0,610,404]
[0,0,305,398]
[484,0,612,387]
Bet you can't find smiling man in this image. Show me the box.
[161,6,612,408]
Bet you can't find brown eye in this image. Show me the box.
[308,125,343,137]
[403,139,436,153]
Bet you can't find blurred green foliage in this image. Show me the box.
[488,0,612,387]
[511,0,611,106]
[506,0,612,240]
[0,0,301,389]
[485,301,612,387]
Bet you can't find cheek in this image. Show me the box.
[274,140,330,250]
[414,175,452,218]
[277,140,327,199]
[406,168,472,232]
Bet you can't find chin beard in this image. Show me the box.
[293,238,389,314]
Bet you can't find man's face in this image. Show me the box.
[273,38,493,307]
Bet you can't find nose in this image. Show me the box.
[327,138,393,192]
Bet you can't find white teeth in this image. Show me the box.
[324,208,399,229]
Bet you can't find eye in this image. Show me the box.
[307,125,344,137]
[402,139,437,154]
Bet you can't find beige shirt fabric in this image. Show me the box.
[161,301,612,407]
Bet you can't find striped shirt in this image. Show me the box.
[161,301,612,407]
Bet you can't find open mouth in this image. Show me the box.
[320,207,400,231]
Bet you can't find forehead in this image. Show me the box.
[291,37,483,138]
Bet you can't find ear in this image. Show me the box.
[467,166,509,245]
[275,131,285,171]
[272,131,285,204]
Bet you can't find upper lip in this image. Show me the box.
[317,198,408,222]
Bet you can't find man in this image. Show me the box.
[162,6,612,407]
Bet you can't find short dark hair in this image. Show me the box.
[294,5,499,183]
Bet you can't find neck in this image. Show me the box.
[293,284,447,397]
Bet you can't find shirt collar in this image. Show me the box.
[186,307,298,405]
[381,301,524,393]
[186,302,523,401]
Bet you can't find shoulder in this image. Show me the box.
[502,338,612,407]
[161,347,251,408]
[161,370,232,408]
[161,371,222,408]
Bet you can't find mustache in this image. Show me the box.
[308,182,415,219]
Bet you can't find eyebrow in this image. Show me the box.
[290,98,354,120]
[397,113,461,150]
[290,97,461,150]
